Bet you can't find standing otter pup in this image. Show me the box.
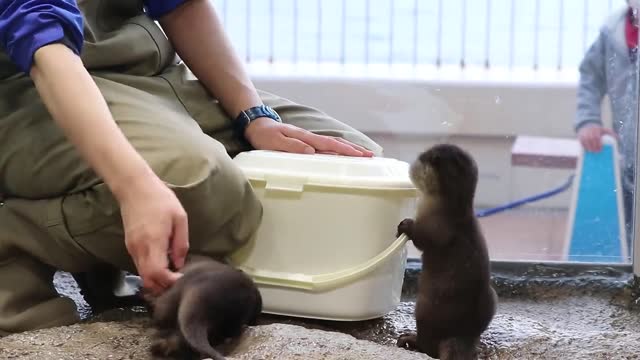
[144,255,262,360]
[396,143,497,360]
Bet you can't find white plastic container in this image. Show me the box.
[229,150,417,321]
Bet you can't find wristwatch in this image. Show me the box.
[233,105,282,139]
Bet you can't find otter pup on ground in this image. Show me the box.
[144,255,262,360]
[396,143,497,360]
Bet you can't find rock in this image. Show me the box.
[0,319,153,360]
[2,295,640,359]
[0,321,431,360]
[226,323,431,359]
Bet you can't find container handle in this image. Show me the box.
[264,174,307,193]
[231,234,410,292]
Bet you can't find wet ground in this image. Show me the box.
[1,263,640,359]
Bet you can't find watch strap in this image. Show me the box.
[233,105,281,138]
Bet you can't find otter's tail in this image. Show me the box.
[178,292,226,360]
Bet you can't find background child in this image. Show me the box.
[574,0,639,248]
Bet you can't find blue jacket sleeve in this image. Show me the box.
[0,0,84,74]
[143,0,191,20]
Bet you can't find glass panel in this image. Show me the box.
[215,0,638,265]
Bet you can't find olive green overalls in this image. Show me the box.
[0,0,382,335]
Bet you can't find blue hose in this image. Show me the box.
[474,174,576,218]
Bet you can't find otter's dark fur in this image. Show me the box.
[144,255,262,360]
[396,143,497,360]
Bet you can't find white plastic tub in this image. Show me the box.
[229,150,417,321]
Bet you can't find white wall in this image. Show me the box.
[252,71,613,209]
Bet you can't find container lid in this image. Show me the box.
[233,150,416,192]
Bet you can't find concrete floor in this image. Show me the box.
[1,265,639,359]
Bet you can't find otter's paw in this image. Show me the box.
[397,218,415,238]
[140,288,157,310]
[150,330,186,358]
[397,332,418,349]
